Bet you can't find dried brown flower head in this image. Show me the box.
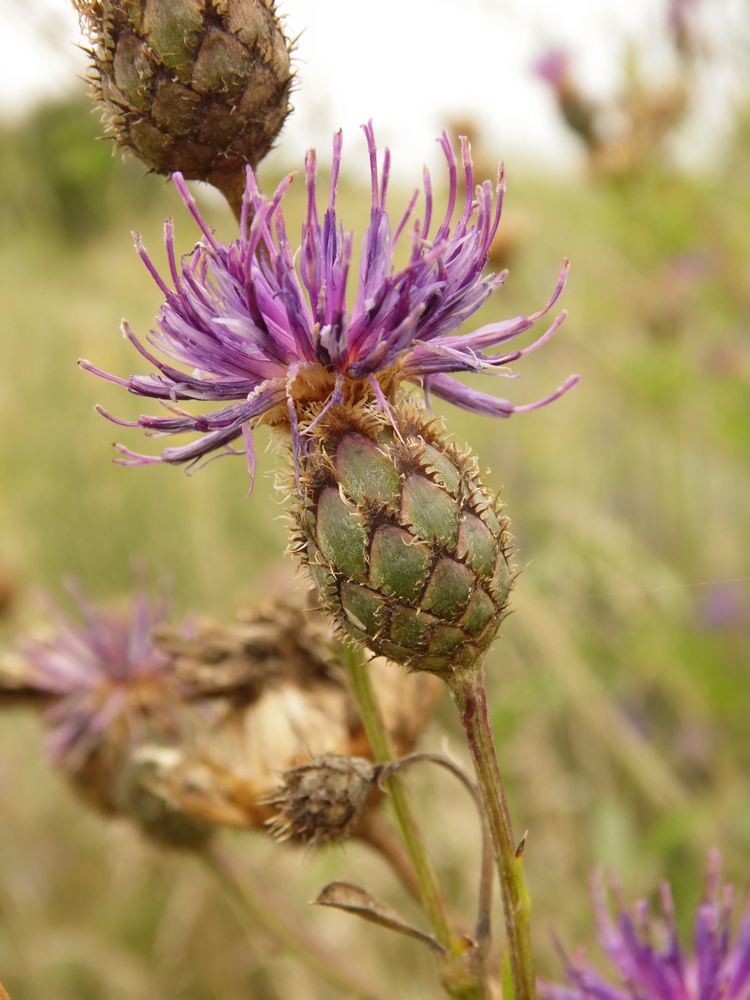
[141,598,440,829]
[263,754,378,845]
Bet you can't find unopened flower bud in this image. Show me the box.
[264,754,378,845]
[75,0,293,214]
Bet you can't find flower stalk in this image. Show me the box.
[343,645,490,1000]
[75,118,580,999]
[343,644,452,948]
[377,752,493,955]
[448,666,536,1000]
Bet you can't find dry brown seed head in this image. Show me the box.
[264,754,378,845]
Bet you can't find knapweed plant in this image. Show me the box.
[77,111,578,998]
[5,2,743,1000]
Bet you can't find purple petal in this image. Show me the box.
[425,372,580,416]
[85,126,576,488]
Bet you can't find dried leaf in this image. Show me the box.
[312,881,444,952]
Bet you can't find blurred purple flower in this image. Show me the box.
[20,582,176,776]
[668,0,698,51]
[695,582,746,632]
[539,851,750,1000]
[534,48,572,89]
[81,122,577,488]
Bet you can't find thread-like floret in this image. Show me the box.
[540,851,750,1000]
[82,123,578,489]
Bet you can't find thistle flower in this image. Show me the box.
[83,125,578,673]
[539,851,750,1000]
[81,122,577,486]
[13,582,210,846]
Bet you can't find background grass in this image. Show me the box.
[0,95,748,998]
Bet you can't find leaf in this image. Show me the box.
[312,881,444,953]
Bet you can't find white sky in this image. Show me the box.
[0,0,746,175]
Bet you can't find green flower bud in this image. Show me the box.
[75,0,293,214]
[290,402,514,674]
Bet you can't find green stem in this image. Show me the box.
[345,648,491,1000]
[447,667,536,1000]
[343,644,453,950]
[357,811,425,905]
[202,843,390,1000]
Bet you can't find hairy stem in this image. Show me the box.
[448,667,536,1000]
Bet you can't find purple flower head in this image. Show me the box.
[20,582,177,778]
[81,122,578,489]
[539,851,750,1000]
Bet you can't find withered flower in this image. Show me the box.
[10,582,211,847]
[140,599,440,828]
[263,754,378,845]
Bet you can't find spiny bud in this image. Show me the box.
[264,754,378,845]
[290,401,514,675]
[75,0,293,214]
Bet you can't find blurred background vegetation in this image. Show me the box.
[0,28,749,998]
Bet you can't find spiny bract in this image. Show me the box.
[75,0,292,211]
[289,400,513,674]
